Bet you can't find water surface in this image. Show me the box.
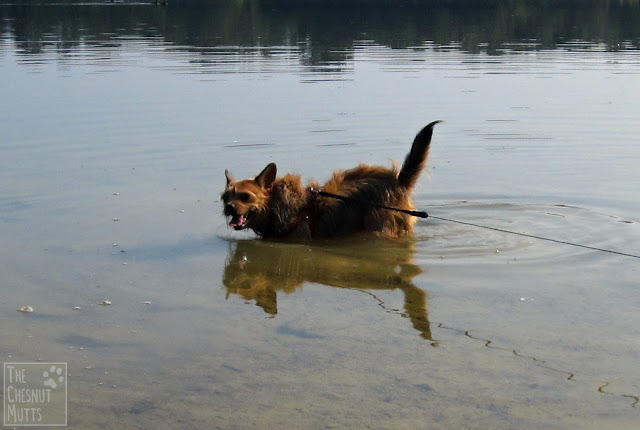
[1,1,639,428]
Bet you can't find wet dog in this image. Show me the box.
[222,121,440,239]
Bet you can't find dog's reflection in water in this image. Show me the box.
[222,237,432,341]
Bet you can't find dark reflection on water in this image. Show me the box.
[223,238,433,340]
[1,0,639,70]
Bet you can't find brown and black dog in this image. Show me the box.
[222,121,440,239]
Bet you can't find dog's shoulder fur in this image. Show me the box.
[260,173,308,238]
[222,121,440,240]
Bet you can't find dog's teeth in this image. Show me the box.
[229,213,247,229]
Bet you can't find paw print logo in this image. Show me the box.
[43,365,65,390]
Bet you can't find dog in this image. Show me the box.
[222,120,440,239]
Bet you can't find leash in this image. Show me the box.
[429,215,640,259]
[308,187,428,218]
[308,188,640,259]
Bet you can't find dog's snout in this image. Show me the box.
[224,204,235,215]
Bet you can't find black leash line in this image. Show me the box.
[309,188,640,259]
[429,215,640,260]
[309,187,428,218]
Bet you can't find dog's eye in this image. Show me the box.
[238,192,251,203]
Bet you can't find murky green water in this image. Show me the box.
[1,1,639,428]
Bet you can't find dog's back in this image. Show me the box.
[310,121,441,238]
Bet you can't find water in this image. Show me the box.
[1,1,639,428]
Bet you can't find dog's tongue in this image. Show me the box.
[229,214,247,230]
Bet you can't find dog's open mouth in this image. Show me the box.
[228,213,248,230]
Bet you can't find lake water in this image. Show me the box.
[1,1,639,428]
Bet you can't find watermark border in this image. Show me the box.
[4,362,68,427]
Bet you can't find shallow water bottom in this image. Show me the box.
[2,201,638,429]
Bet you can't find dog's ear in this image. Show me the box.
[225,169,234,186]
[255,163,277,189]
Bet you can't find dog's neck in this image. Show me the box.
[255,175,312,239]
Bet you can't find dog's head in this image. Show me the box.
[221,163,277,231]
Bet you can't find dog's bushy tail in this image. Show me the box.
[398,120,441,190]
